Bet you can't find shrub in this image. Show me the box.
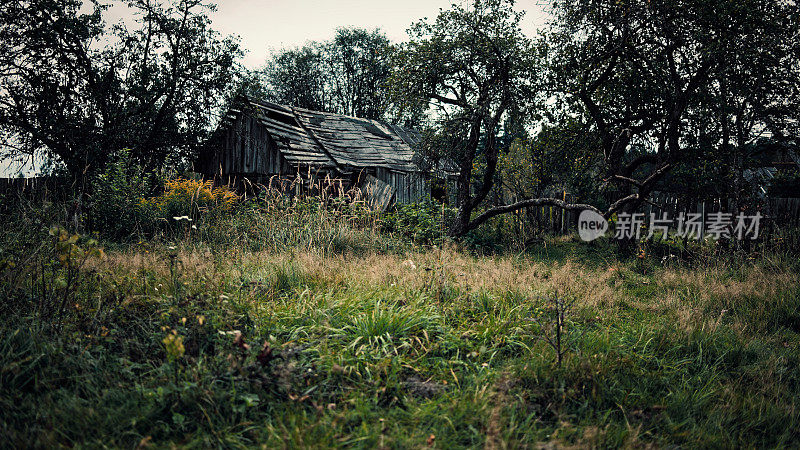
[382,199,450,244]
[142,178,238,221]
[88,153,239,240]
[87,151,161,239]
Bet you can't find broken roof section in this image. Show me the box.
[239,96,423,173]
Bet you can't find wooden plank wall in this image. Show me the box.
[210,112,431,206]
[222,114,287,176]
[374,167,429,205]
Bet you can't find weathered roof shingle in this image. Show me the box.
[243,97,422,173]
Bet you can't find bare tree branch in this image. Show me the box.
[467,197,602,233]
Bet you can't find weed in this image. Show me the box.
[526,292,582,367]
[1,192,799,448]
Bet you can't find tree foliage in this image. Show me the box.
[499,119,602,206]
[389,0,546,236]
[544,0,800,215]
[0,0,243,176]
[260,27,392,120]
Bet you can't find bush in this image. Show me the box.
[142,178,238,221]
[87,151,161,239]
[88,152,239,240]
[382,200,450,244]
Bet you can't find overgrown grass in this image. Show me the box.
[1,193,799,448]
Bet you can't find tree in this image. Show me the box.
[262,27,393,120]
[499,118,602,207]
[544,0,800,217]
[327,28,392,119]
[0,0,243,177]
[389,0,600,237]
[261,44,332,111]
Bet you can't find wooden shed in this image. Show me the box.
[196,96,433,208]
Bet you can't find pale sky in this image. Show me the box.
[103,0,550,68]
[2,0,549,176]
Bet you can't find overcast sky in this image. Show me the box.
[2,0,549,176]
[102,0,549,68]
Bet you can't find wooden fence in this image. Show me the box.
[504,191,800,236]
[0,177,63,199]
[644,192,800,228]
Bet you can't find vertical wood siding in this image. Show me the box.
[374,168,429,205]
[221,114,285,176]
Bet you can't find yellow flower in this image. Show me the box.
[163,330,185,361]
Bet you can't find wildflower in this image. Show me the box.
[162,330,185,361]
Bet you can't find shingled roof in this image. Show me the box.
[226,96,424,174]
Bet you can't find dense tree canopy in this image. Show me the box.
[260,28,392,120]
[388,0,799,237]
[389,0,545,236]
[0,0,242,176]
[544,0,800,215]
